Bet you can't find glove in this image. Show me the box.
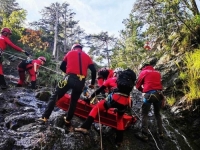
[88,84,95,89]
[24,51,30,56]
[35,72,38,75]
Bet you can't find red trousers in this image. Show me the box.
[0,63,3,75]
[17,64,36,85]
[89,100,125,130]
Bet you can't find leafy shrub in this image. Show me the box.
[182,49,200,100]
[166,96,176,106]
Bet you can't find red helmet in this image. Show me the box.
[38,56,46,62]
[1,27,12,35]
[71,44,82,50]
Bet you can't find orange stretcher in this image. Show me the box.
[56,94,137,129]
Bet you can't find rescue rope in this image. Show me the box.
[97,103,103,150]
[3,51,63,75]
[131,107,161,150]
[3,51,63,91]
[94,90,103,150]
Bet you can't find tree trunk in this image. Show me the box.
[191,0,199,15]
[106,41,110,68]
[64,6,67,52]
[52,9,59,57]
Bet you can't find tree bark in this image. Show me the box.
[52,9,58,57]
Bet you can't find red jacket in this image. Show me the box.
[63,49,93,77]
[0,35,23,52]
[103,77,117,92]
[136,66,162,93]
[107,69,114,79]
[31,59,43,70]
[97,69,114,86]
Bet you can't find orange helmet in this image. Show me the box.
[1,27,12,35]
[38,56,46,62]
[71,44,82,50]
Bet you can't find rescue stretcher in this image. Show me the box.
[56,94,137,129]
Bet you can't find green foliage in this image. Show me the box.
[33,50,52,65]
[182,50,200,100]
[179,72,187,80]
[1,10,26,34]
[0,9,26,45]
[33,50,63,87]
[166,96,176,106]
[86,32,116,68]
[194,15,200,24]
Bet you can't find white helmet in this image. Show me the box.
[114,67,124,74]
[71,43,82,50]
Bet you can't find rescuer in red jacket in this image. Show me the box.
[135,59,164,141]
[75,68,136,148]
[16,56,46,89]
[39,44,96,125]
[89,67,124,100]
[96,68,114,97]
[97,68,114,86]
[0,27,29,89]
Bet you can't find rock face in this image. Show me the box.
[0,54,200,150]
[0,87,199,150]
[155,54,200,148]
[0,88,101,150]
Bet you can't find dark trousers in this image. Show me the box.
[142,101,163,134]
[42,74,85,121]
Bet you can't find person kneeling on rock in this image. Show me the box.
[74,69,136,148]
[16,56,46,89]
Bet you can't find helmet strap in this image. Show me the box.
[2,32,8,36]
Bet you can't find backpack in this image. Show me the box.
[116,69,136,94]
[18,59,33,69]
[97,68,109,79]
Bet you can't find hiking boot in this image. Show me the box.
[158,132,164,139]
[1,84,9,90]
[135,132,148,141]
[16,84,22,87]
[31,81,36,89]
[0,75,8,90]
[38,117,48,122]
[74,127,89,134]
[64,117,71,126]
[115,143,122,148]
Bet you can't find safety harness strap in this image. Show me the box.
[78,52,82,75]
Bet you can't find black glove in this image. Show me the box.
[24,51,30,56]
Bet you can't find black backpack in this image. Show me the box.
[116,69,136,94]
[18,59,32,69]
[97,68,109,79]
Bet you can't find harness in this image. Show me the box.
[77,51,85,81]
[144,90,163,103]
[105,92,129,114]
[114,92,129,97]
[57,51,85,88]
